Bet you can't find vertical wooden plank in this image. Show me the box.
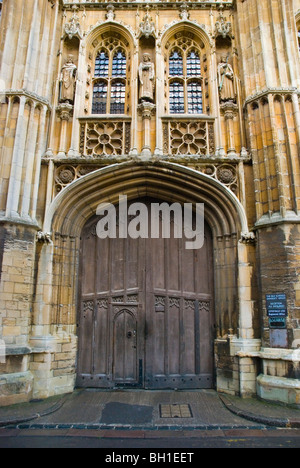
[97,236,109,294]
[168,297,180,375]
[81,227,96,296]
[78,300,94,376]
[93,299,109,375]
[126,234,139,291]
[182,300,196,374]
[111,237,125,293]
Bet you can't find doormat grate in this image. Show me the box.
[159,404,193,419]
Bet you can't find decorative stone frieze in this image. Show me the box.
[162,117,215,157]
[79,118,131,157]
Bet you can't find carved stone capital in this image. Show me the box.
[56,103,73,121]
[220,101,239,120]
[138,102,156,120]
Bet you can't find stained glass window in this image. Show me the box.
[169,81,185,114]
[92,82,107,114]
[187,81,203,114]
[94,51,109,78]
[187,51,201,77]
[92,46,128,115]
[112,51,127,77]
[169,46,204,114]
[169,51,183,76]
[110,81,126,114]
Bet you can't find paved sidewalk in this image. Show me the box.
[0,389,299,430]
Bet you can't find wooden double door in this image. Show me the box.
[76,199,215,389]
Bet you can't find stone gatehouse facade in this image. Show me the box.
[0,0,300,406]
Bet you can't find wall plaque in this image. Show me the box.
[266,293,287,318]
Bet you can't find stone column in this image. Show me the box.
[220,101,238,156]
[138,101,156,159]
[56,103,73,158]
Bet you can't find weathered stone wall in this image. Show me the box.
[0,0,299,405]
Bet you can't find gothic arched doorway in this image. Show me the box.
[76,198,215,389]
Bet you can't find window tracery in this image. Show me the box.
[92,39,128,115]
[166,35,206,115]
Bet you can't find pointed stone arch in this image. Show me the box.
[32,161,257,396]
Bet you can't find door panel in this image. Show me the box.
[113,309,137,383]
[77,199,214,389]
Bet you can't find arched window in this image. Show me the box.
[186,51,201,77]
[112,50,127,77]
[169,50,183,76]
[110,81,126,114]
[92,44,128,115]
[169,81,184,114]
[92,81,107,114]
[167,44,204,115]
[94,51,109,78]
[187,81,203,114]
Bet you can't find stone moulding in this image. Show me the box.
[244,87,299,108]
[0,89,52,109]
[61,1,234,9]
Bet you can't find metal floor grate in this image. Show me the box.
[159,404,193,418]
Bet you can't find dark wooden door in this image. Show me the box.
[76,199,214,389]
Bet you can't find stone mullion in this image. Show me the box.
[279,0,298,86]
[291,93,300,213]
[256,0,272,89]
[247,105,263,221]
[20,103,39,219]
[130,49,139,156]
[31,106,47,221]
[45,1,60,99]
[281,96,299,215]
[22,0,39,91]
[268,94,289,217]
[0,97,12,212]
[5,96,27,218]
[257,99,274,217]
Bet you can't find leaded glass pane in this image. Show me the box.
[169,81,184,114]
[110,81,126,114]
[169,51,183,76]
[187,81,203,114]
[112,51,127,77]
[92,82,107,114]
[95,51,109,78]
[187,51,201,77]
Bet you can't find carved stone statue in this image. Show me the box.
[60,55,77,104]
[218,55,235,102]
[138,53,155,103]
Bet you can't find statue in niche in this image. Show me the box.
[59,55,77,104]
[138,53,155,103]
[218,55,236,103]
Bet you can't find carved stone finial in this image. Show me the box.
[106,4,115,21]
[63,5,83,40]
[214,6,233,40]
[179,4,190,21]
[138,6,156,39]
